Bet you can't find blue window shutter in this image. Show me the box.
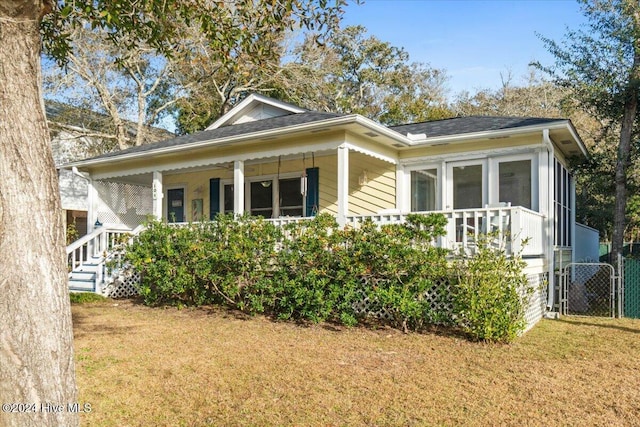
[305,167,319,217]
[209,178,220,219]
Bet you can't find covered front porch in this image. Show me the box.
[85,139,398,230]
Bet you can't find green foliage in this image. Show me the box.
[451,235,533,343]
[66,220,79,245]
[70,292,108,304]
[279,25,453,126]
[535,0,640,258]
[124,215,280,307]
[124,214,532,340]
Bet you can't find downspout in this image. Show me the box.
[542,129,556,311]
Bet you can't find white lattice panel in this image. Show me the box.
[351,279,453,325]
[523,273,548,332]
[104,269,141,299]
[95,180,152,227]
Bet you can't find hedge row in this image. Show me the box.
[122,213,532,342]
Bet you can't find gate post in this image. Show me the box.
[618,254,624,318]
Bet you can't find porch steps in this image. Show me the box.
[68,257,102,292]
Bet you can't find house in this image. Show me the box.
[64,93,594,322]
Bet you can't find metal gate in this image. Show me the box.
[560,262,621,317]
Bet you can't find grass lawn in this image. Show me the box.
[72,300,640,426]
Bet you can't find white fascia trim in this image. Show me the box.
[205,94,308,130]
[407,121,573,146]
[67,115,412,170]
[565,121,589,158]
[90,140,343,181]
[351,115,414,146]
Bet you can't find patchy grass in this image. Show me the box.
[70,292,109,304]
[73,301,640,426]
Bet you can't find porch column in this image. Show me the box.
[87,177,97,232]
[152,171,163,220]
[337,145,349,226]
[395,164,406,212]
[233,160,245,215]
[543,129,556,311]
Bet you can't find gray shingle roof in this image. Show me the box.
[73,112,570,164]
[390,116,567,138]
[84,111,343,161]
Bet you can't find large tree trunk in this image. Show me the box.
[612,8,640,263]
[0,2,79,426]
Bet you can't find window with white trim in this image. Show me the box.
[452,164,483,209]
[499,159,532,209]
[247,176,305,218]
[250,180,273,218]
[411,169,437,211]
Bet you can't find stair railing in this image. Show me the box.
[66,224,133,274]
[100,224,146,287]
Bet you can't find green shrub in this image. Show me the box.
[123,213,533,340]
[124,215,280,307]
[450,235,532,343]
[338,214,450,331]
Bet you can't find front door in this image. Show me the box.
[167,188,185,222]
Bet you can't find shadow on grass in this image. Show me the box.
[71,299,142,339]
[89,297,473,342]
[557,316,640,335]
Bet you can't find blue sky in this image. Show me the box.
[341,0,587,97]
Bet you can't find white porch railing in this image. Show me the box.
[67,223,146,293]
[66,224,133,272]
[177,208,546,257]
[345,206,546,257]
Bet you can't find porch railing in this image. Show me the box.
[345,206,546,257]
[66,224,133,272]
[103,206,546,263]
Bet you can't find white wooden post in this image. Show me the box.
[395,163,405,212]
[511,207,522,256]
[152,171,163,221]
[543,129,556,310]
[234,160,245,216]
[87,178,96,233]
[337,145,349,226]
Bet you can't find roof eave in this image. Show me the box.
[64,115,413,170]
[406,120,574,146]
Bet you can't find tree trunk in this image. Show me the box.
[0,2,79,426]
[612,7,640,263]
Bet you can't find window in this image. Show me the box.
[279,177,304,217]
[223,184,234,214]
[250,181,273,218]
[411,169,437,211]
[452,164,483,209]
[499,160,531,209]
[248,177,305,218]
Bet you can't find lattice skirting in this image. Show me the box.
[103,270,141,299]
[351,279,453,325]
[523,272,548,332]
[103,268,548,332]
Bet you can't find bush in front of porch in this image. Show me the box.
[123,213,533,342]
